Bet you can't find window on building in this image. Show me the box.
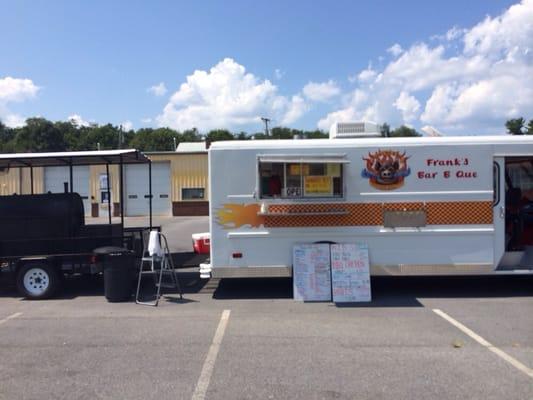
[182,188,205,200]
[258,155,347,199]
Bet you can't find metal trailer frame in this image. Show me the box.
[0,149,154,231]
[0,150,157,297]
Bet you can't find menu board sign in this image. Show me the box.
[292,243,332,301]
[304,176,333,196]
[331,243,371,302]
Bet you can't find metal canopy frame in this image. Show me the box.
[257,153,350,164]
[0,149,153,230]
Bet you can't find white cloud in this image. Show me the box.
[121,120,134,131]
[394,91,420,122]
[147,82,167,97]
[0,77,40,127]
[318,0,533,134]
[356,67,377,83]
[0,77,39,102]
[381,44,481,91]
[317,89,378,130]
[463,0,533,59]
[317,108,358,131]
[274,69,285,80]
[157,58,308,131]
[141,117,153,124]
[387,43,403,57]
[420,84,457,123]
[281,95,309,125]
[68,114,90,127]
[421,69,533,128]
[302,80,340,102]
[431,26,467,42]
[2,113,26,128]
[446,26,465,41]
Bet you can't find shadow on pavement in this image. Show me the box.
[2,270,532,305]
[0,251,209,300]
[212,275,533,307]
[171,252,208,269]
[0,268,209,300]
[213,278,293,300]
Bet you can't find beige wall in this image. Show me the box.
[0,167,44,195]
[0,152,209,210]
[90,164,120,203]
[148,153,208,202]
[0,169,20,195]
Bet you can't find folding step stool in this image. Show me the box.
[135,231,183,306]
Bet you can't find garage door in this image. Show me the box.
[44,166,91,216]
[125,163,171,216]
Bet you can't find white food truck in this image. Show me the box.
[202,132,533,278]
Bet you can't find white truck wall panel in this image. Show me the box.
[208,137,533,275]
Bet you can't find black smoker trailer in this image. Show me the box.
[0,149,156,299]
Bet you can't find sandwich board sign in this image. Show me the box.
[331,243,371,302]
[292,243,331,301]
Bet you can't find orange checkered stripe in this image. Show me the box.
[264,201,493,228]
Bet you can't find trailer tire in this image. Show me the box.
[16,262,60,300]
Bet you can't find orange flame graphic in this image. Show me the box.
[216,203,265,229]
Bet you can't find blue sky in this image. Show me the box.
[1,0,531,134]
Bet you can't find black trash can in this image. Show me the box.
[94,246,134,302]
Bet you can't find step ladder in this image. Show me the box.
[135,231,183,306]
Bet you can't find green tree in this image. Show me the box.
[181,128,201,142]
[380,123,391,137]
[251,132,268,140]
[270,127,294,139]
[304,129,328,139]
[54,120,84,150]
[0,120,16,152]
[0,122,15,152]
[390,125,421,137]
[14,118,67,152]
[526,119,533,135]
[129,128,176,151]
[78,123,121,150]
[206,129,234,142]
[505,118,525,135]
[121,129,135,148]
[235,131,249,140]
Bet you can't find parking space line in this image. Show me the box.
[191,309,231,400]
[433,308,533,379]
[0,312,22,326]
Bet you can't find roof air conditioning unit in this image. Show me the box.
[329,121,381,139]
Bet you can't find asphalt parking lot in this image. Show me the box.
[1,217,532,400]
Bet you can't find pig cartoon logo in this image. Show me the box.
[362,150,411,190]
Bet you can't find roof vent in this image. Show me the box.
[329,121,381,139]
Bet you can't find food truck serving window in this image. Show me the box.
[258,154,348,199]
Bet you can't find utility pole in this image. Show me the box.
[118,124,123,149]
[261,117,270,137]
